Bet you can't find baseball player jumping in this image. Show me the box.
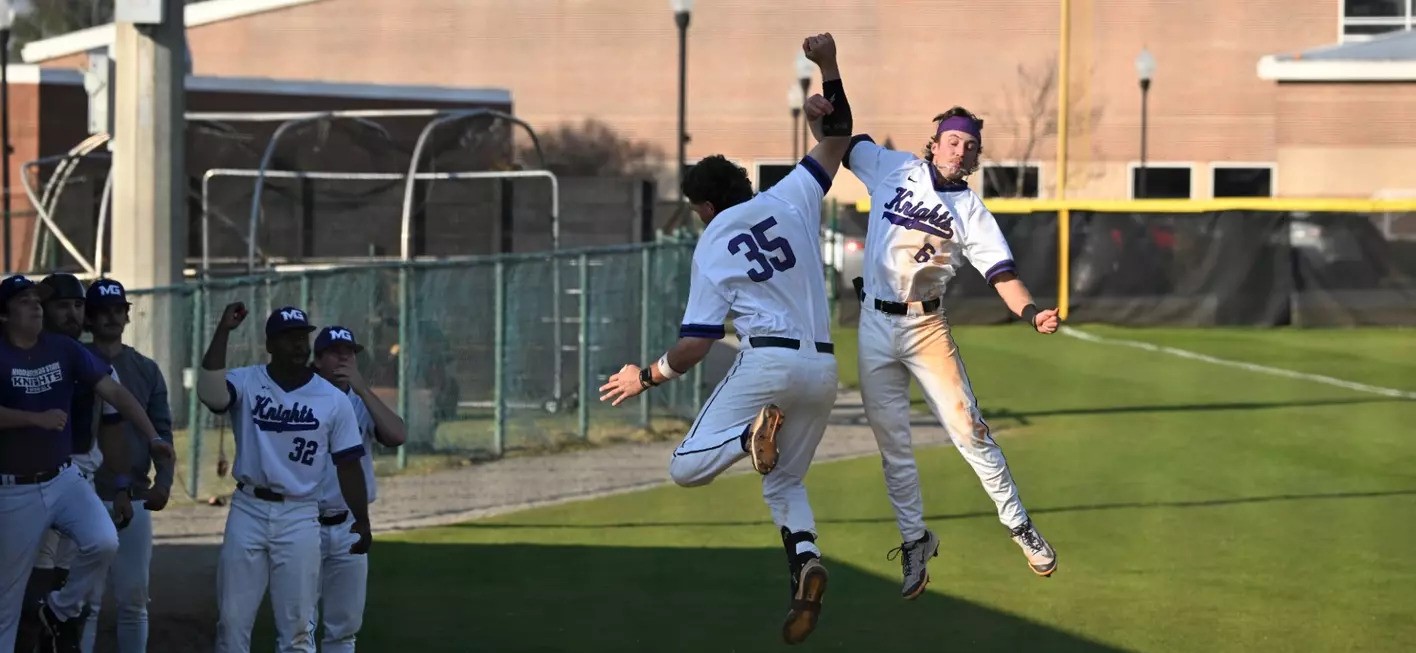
[0,274,172,652]
[80,277,176,653]
[197,302,372,653]
[805,95,1061,596]
[599,33,853,646]
[307,325,406,652]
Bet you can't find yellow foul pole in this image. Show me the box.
[1056,0,1072,320]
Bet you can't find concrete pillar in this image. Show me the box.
[111,0,188,420]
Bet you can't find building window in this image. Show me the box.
[980,164,1041,198]
[1212,165,1274,198]
[1131,165,1193,199]
[1342,0,1413,42]
[755,163,795,193]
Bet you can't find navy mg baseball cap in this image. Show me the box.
[265,306,317,336]
[86,278,132,307]
[314,325,365,354]
[0,275,54,305]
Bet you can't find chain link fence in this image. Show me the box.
[125,239,701,500]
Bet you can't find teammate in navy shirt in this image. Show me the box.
[0,275,172,652]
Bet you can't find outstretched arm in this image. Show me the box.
[597,336,716,407]
[800,33,852,176]
[991,273,1060,334]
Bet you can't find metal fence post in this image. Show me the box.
[396,264,410,470]
[638,245,651,428]
[494,260,506,457]
[578,253,591,440]
[299,271,310,313]
[186,285,204,500]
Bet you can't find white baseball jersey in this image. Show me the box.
[844,136,1016,303]
[317,390,377,513]
[219,366,364,500]
[679,157,834,344]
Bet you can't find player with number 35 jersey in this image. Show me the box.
[599,33,852,647]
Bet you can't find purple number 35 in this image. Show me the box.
[727,217,797,282]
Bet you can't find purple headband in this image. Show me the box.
[936,115,982,146]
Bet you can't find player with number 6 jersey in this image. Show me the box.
[805,99,1063,597]
[598,32,854,646]
[196,302,372,653]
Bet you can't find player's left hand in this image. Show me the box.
[803,93,834,121]
[1033,308,1060,334]
[150,438,175,463]
[112,493,134,530]
[349,520,372,555]
[599,364,646,407]
[145,484,170,512]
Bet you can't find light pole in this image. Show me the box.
[796,51,813,161]
[672,0,693,195]
[788,84,804,160]
[1135,47,1155,199]
[1,1,12,273]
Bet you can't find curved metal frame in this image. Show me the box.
[18,133,112,275]
[395,109,559,438]
[246,112,397,274]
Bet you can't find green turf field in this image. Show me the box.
[266,325,1416,652]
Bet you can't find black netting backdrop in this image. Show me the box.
[837,210,1416,327]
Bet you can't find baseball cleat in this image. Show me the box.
[1009,520,1057,577]
[748,404,783,475]
[36,599,84,653]
[782,556,828,645]
[887,530,940,599]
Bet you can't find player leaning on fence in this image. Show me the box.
[804,62,1062,597]
[599,32,852,646]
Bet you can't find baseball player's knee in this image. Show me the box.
[82,528,120,560]
[668,457,714,488]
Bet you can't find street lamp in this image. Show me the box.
[1,1,13,273]
[671,0,693,196]
[788,84,804,160]
[1134,47,1155,199]
[796,51,813,161]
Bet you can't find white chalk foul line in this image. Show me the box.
[1060,326,1416,401]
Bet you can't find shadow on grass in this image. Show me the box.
[137,542,1128,653]
[451,488,1416,532]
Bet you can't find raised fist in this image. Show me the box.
[218,302,248,332]
[801,33,837,66]
[803,93,834,121]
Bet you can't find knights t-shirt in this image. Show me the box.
[0,332,113,475]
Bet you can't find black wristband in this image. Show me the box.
[1019,304,1040,329]
[639,366,660,389]
[820,79,853,137]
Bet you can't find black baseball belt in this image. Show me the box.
[853,276,942,315]
[237,481,285,502]
[747,336,834,354]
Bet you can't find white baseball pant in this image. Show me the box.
[307,515,368,653]
[77,500,153,653]
[857,305,1030,542]
[668,343,838,536]
[34,449,102,571]
[0,464,119,651]
[215,487,321,653]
